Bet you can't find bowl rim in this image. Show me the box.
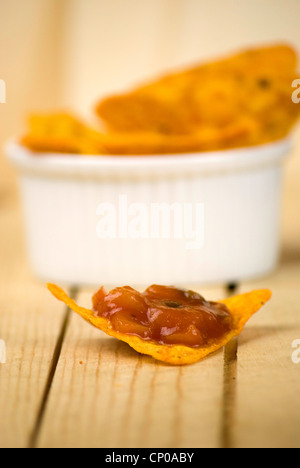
[5,136,294,178]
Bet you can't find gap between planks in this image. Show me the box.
[220,336,238,448]
[28,286,79,449]
[27,284,239,449]
[219,283,240,449]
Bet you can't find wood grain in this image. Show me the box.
[0,132,300,448]
[0,200,68,448]
[36,288,226,448]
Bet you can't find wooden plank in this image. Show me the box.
[232,268,300,448]
[0,128,299,448]
[36,287,227,448]
[0,204,67,448]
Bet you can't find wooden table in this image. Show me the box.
[0,138,300,449]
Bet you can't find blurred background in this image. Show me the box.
[0,0,300,252]
[1,0,300,450]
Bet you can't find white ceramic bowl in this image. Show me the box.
[6,138,293,288]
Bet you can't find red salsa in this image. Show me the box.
[92,285,232,348]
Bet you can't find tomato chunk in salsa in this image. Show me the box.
[92,285,232,348]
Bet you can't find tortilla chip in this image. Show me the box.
[20,112,105,155]
[96,44,299,139]
[47,283,271,365]
[21,44,300,155]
